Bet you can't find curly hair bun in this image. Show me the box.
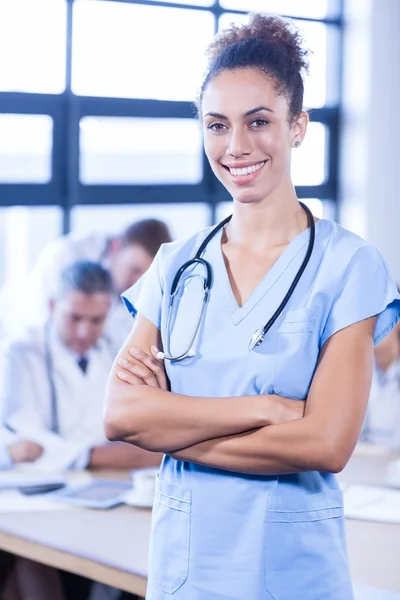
[199,13,310,118]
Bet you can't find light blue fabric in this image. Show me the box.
[123,218,400,600]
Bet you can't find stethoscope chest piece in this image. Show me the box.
[248,328,265,351]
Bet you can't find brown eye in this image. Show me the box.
[250,119,269,128]
[208,123,228,131]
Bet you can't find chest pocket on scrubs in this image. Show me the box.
[150,477,191,594]
[273,308,318,400]
[264,490,353,599]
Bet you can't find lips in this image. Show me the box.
[221,160,268,186]
[223,161,266,177]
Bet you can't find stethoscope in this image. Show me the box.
[160,202,315,362]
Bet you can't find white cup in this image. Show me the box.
[131,468,158,505]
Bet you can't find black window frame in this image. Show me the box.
[0,0,343,232]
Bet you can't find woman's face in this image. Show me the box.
[201,68,307,205]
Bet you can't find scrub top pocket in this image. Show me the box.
[264,490,354,600]
[151,477,192,595]
[273,308,319,400]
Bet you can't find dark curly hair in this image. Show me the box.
[197,14,310,121]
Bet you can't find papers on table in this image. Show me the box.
[0,468,91,491]
[0,470,65,490]
[0,490,73,512]
[5,421,90,472]
[344,484,400,524]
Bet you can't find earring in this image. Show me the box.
[294,141,300,148]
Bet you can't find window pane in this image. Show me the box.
[218,15,329,108]
[71,204,211,241]
[80,117,203,185]
[298,21,328,108]
[72,1,214,101]
[0,115,53,183]
[0,0,66,93]
[219,0,338,19]
[146,0,215,5]
[291,122,327,186]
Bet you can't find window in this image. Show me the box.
[0,0,66,94]
[0,206,61,287]
[80,117,203,184]
[72,1,215,101]
[146,0,215,5]
[71,203,211,240]
[0,0,342,224]
[292,122,327,186]
[218,15,332,108]
[219,0,339,19]
[0,115,53,183]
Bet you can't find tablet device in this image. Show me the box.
[49,479,132,509]
[19,482,66,496]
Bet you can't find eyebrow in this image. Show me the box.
[204,106,274,120]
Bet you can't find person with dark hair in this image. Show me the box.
[0,218,172,354]
[0,260,160,472]
[104,14,399,600]
[0,260,161,600]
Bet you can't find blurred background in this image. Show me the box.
[1,2,400,600]
[1,0,398,290]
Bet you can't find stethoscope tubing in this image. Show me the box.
[162,202,315,361]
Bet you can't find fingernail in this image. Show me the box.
[130,348,141,356]
[151,346,160,354]
[117,371,127,379]
[118,358,128,366]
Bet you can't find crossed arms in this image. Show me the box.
[104,313,376,475]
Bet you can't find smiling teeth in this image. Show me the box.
[229,162,265,177]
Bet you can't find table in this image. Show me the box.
[0,469,151,597]
[342,449,400,593]
[0,452,399,596]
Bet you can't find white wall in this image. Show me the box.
[340,0,400,281]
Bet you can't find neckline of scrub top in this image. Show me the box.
[212,218,324,325]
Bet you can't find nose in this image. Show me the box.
[76,321,93,342]
[227,126,252,158]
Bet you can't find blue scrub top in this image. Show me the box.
[123,218,400,600]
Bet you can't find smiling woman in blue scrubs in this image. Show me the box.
[104,14,400,600]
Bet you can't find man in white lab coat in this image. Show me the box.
[0,260,161,472]
[361,322,400,449]
[0,218,172,355]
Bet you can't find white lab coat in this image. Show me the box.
[0,325,115,470]
[0,232,132,354]
[361,360,400,449]
[0,427,16,468]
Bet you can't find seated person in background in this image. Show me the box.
[361,322,400,449]
[0,260,161,471]
[0,218,172,354]
[0,427,43,468]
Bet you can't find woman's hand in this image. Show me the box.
[117,346,169,391]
